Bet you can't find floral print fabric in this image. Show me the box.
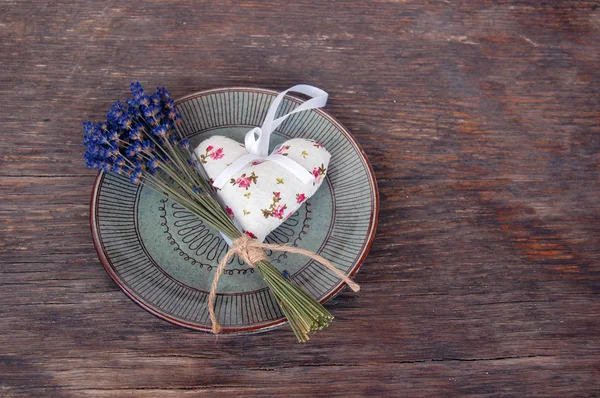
[195,136,331,242]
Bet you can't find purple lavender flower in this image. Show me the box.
[83,83,191,192]
[107,100,126,127]
[157,87,171,101]
[130,82,145,100]
[142,104,160,120]
[114,155,126,167]
[106,129,119,142]
[128,127,144,141]
[147,157,159,170]
[151,125,167,138]
[141,140,155,152]
[125,146,138,159]
[150,93,161,106]
[129,167,143,184]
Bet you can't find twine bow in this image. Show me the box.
[208,234,360,333]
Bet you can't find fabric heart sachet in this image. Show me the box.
[195,85,331,243]
[196,137,330,242]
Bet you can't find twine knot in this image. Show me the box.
[231,234,268,267]
[208,235,360,334]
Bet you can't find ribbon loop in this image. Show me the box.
[252,84,328,157]
[244,127,262,155]
[212,85,328,189]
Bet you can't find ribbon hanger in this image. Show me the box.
[211,85,329,189]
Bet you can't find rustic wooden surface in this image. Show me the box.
[1,0,599,396]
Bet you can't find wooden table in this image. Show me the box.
[1,1,599,396]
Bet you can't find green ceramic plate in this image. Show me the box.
[90,87,378,334]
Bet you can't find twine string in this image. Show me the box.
[208,234,360,333]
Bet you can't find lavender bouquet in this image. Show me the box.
[83,83,354,342]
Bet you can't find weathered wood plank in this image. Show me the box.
[1,0,599,396]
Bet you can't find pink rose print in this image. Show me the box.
[274,145,290,156]
[312,163,327,183]
[230,171,258,190]
[262,191,287,219]
[272,204,286,219]
[244,231,257,239]
[225,206,234,219]
[313,141,324,148]
[237,176,251,188]
[200,146,224,163]
[210,147,224,160]
[296,193,306,204]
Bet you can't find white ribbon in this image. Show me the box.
[212,84,329,189]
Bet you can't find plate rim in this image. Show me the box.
[90,86,379,334]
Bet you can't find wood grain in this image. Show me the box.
[1,0,599,396]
